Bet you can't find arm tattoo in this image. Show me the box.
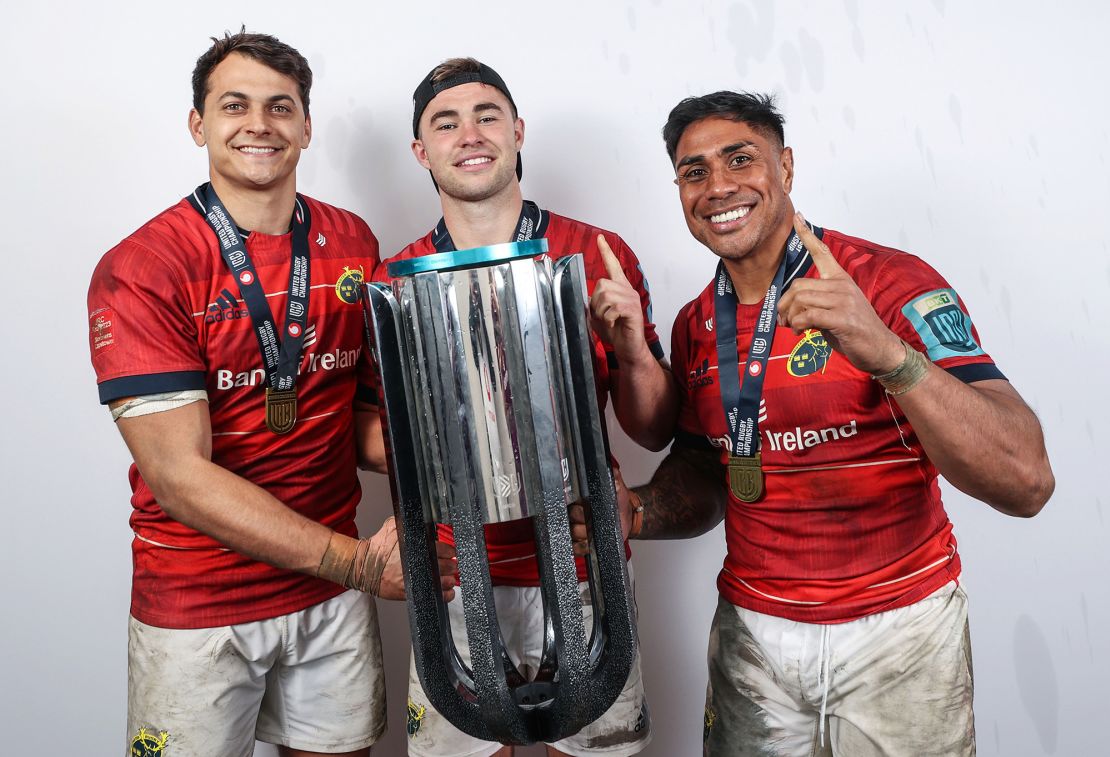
[632,445,727,540]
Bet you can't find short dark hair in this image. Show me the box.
[662,91,785,164]
[191,28,313,116]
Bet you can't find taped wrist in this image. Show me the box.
[872,340,930,396]
[316,523,398,596]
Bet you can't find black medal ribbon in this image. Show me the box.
[194,183,312,434]
[430,200,547,253]
[713,224,821,501]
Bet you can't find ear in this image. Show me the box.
[779,146,794,194]
[301,115,312,149]
[188,108,206,147]
[411,138,431,170]
[514,117,525,151]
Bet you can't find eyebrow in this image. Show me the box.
[217,91,297,106]
[676,140,757,169]
[429,101,506,123]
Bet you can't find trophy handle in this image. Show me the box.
[524,255,636,742]
[365,281,533,745]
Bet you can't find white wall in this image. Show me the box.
[3,1,1105,754]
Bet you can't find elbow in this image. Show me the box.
[142,465,199,524]
[623,409,679,452]
[636,429,675,453]
[362,460,389,474]
[358,451,389,474]
[994,460,1055,518]
[1014,468,1055,518]
[356,437,389,473]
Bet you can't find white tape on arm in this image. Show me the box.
[111,390,208,422]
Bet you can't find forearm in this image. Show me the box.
[146,454,335,573]
[610,353,680,451]
[355,402,388,473]
[632,445,727,539]
[894,371,1054,516]
[116,403,335,575]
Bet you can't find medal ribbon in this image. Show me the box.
[713,225,820,459]
[430,200,547,252]
[195,183,312,394]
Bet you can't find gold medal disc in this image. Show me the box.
[728,453,763,502]
[265,387,298,434]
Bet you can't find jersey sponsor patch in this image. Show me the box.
[130,727,170,755]
[89,307,116,354]
[901,288,984,361]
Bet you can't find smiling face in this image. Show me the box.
[411,82,523,203]
[188,52,311,198]
[673,116,795,269]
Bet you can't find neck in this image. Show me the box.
[209,175,298,235]
[440,182,524,250]
[723,221,795,304]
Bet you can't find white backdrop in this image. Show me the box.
[3,1,1106,755]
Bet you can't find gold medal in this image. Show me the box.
[728,453,763,502]
[265,387,298,434]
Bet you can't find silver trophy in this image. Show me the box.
[363,239,637,745]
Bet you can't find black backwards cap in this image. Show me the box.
[412,60,523,180]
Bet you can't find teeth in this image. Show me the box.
[239,146,276,154]
[710,207,750,224]
[460,157,492,166]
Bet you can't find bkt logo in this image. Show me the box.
[205,288,248,324]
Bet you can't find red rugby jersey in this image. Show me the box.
[88,195,380,628]
[377,210,662,585]
[672,228,1003,623]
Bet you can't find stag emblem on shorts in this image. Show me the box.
[131,727,170,756]
[407,698,427,737]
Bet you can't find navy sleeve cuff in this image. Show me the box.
[945,362,1006,384]
[673,429,714,451]
[97,371,208,405]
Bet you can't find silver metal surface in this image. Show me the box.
[391,257,582,526]
[367,247,637,745]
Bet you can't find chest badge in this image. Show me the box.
[788,329,832,377]
[335,265,365,304]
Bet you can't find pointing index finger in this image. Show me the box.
[794,212,843,279]
[597,234,630,284]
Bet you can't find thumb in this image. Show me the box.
[597,234,630,284]
[794,212,842,279]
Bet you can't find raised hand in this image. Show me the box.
[777,213,905,375]
[589,235,651,365]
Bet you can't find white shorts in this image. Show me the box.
[127,589,386,757]
[406,574,651,757]
[703,582,975,757]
